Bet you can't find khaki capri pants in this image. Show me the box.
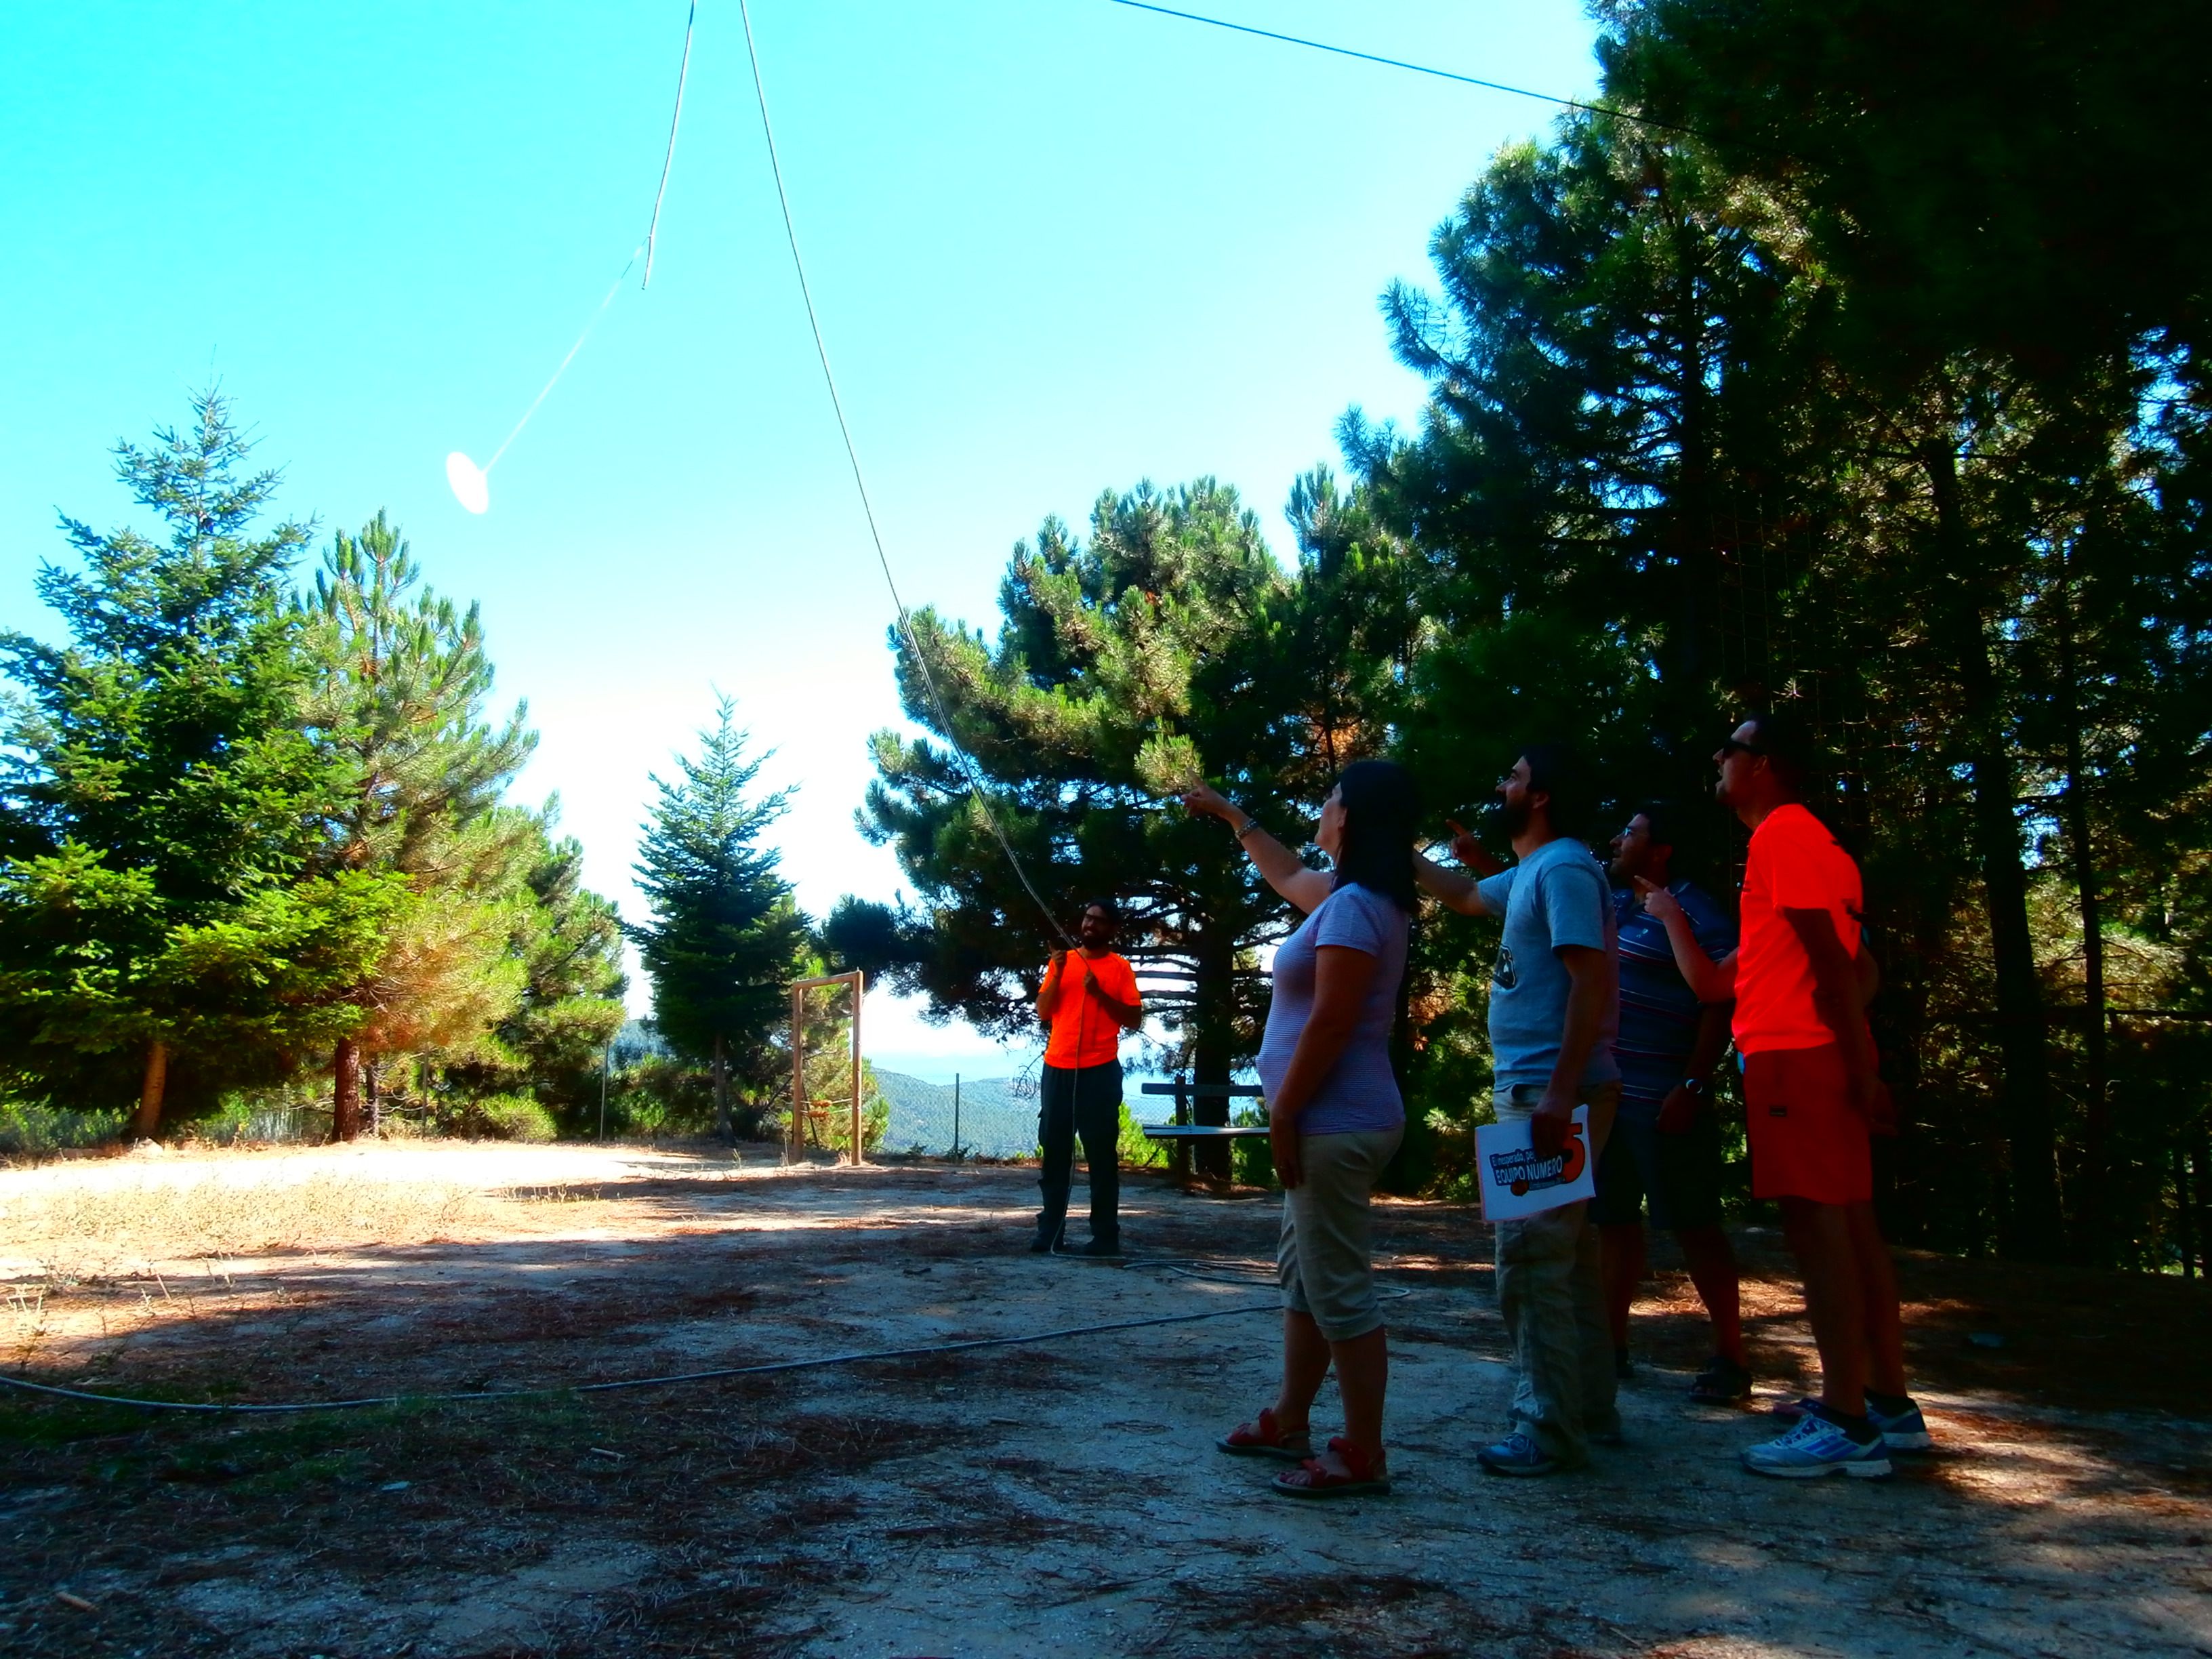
[1277,1124,1405,1343]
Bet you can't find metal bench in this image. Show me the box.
[1139,1080,1267,1181]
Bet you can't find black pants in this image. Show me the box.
[1037,1061,1122,1246]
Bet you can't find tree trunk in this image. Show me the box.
[132,1037,168,1142]
[1965,747,2066,1256]
[1927,447,2065,1259]
[2197,1135,2212,1279]
[712,1031,731,1147]
[1876,897,1954,1248]
[2057,569,2109,1265]
[2179,1147,2197,1282]
[365,1056,382,1139]
[1191,928,1236,1183]
[333,1037,362,1142]
[1664,218,1716,742]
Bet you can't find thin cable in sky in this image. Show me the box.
[642,0,697,288]
[736,0,1078,949]
[485,253,638,473]
[1105,0,1700,138]
[445,2,696,514]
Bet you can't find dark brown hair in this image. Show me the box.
[1332,759,1420,912]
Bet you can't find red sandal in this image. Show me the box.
[1216,1406,1313,1463]
[1271,1436,1391,1498]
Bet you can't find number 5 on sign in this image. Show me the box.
[1475,1107,1597,1221]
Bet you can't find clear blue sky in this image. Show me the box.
[1,1,1600,1078]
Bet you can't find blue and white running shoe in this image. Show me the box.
[1778,1393,1935,1450]
[1741,1412,1893,1479]
[1477,1429,1562,1477]
[1866,1397,1933,1450]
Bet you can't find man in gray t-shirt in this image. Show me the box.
[1476,839,1620,1097]
[1418,743,1622,1476]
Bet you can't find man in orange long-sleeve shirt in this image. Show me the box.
[1032,898,1143,1256]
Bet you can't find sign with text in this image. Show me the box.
[1475,1106,1595,1221]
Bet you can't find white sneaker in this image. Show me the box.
[1741,1412,1892,1479]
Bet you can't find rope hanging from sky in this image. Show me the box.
[447,0,1689,937]
[725,1,1706,949]
[736,0,1078,949]
[642,1,697,289]
[444,2,698,516]
[451,3,1688,518]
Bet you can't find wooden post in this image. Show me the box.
[2181,1147,2198,1282]
[788,969,867,1166]
[1170,1071,1192,1185]
[789,983,804,1166]
[849,969,865,1167]
[712,1031,731,1146]
[2198,1136,2212,1279]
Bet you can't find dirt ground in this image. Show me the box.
[2,1141,2209,1658]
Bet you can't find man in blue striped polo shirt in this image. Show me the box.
[1598,803,1751,1404]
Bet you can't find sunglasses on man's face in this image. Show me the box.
[1717,737,1769,759]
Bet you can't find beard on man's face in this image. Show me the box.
[1492,790,1532,840]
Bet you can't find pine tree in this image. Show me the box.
[0,391,360,1132]
[856,478,1427,1173]
[629,698,807,1141]
[1330,4,2212,1263]
[302,510,537,1137]
[445,808,628,1120]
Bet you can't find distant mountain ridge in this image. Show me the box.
[874,1070,1040,1158]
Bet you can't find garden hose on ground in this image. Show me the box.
[4,1225,1420,1416]
[1046,1235,1414,1298]
[0,1301,1274,1416]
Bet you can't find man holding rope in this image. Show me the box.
[1032,898,1144,1256]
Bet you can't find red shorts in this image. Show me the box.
[1743,1044,1872,1206]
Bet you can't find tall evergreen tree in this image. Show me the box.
[859,483,1284,1087]
[0,392,365,1132]
[302,510,537,1137]
[1593,0,2212,1262]
[1328,4,2212,1263]
[629,698,807,1141]
[857,478,1425,1172]
[446,807,628,1119]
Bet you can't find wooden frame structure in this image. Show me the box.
[787,968,865,1166]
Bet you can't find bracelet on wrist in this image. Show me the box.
[1233,816,1261,840]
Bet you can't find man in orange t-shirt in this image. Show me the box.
[1032,898,1143,1256]
[1641,709,1929,1479]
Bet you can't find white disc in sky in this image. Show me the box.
[445,451,490,515]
